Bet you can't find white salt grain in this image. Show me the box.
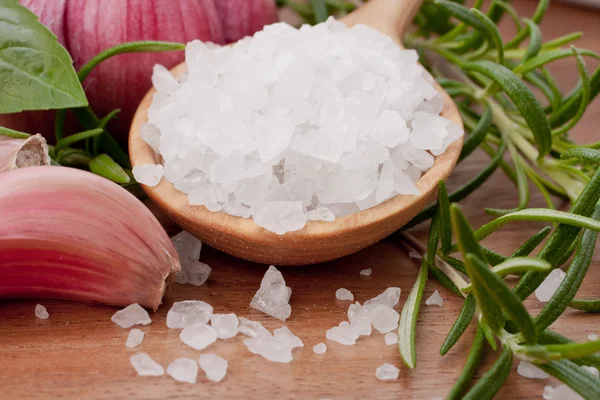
[180,323,218,350]
[359,268,372,276]
[35,304,49,319]
[425,290,443,307]
[238,317,271,338]
[384,332,398,345]
[112,304,151,328]
[148,18,462,235]
[130,353,164,376]
[408,251,421,260]
[250,266,292,321]
[126,329,145,348]
[171,231,202,260]
[326,321,360,345]
[167,300,213,329]
[517,361,549,379]
[535,269,566,302]
[543,386,554,400]
[348,302,372,336]
[273,326,304,349]
[211,313,239,339]
[549,385,584,400]
[588,334,598,341]
[335,288,354,301]
[370,305,400,334]
[376,363,400,381]
[199,353,228,382]
[244,336,293,363]
[167,357,198,384]
[313,343,327,354]
[132,164,163,187]
[364,287,401,311]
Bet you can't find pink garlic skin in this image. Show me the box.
[0,166,180,311]
[0,134,50,174]
[8,0,278,143]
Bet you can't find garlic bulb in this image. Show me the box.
[0,134,50,174]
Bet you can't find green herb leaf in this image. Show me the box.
[437,181,452,255]
[537,359,600,399]
[440,294,476,355]
[459,103,491,161]
[522,19,542,62]
[481,322,498,351]
[435,1,488,33]
[561,148,600,165]
[539,330,600,368]
[550,65,600,128]
[518,48,600,76]
[510,226,552,257]
[505,0,548,48]
[542,340,600,360]
[462,346,513,400]
[0,0,87,112]
[89,154,131,184]
[491,257,551,277]
[310,0,328,23]
[485,146,529,215]
[0,125,30,139]
[542,32,583,49]
[398,259,429,369]
[462,61,551,158]
[446,325,485,400]
[535,205,600,331]
[470,9,504,64]
[53,128,104,153]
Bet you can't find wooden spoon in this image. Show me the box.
[129,0,463,266]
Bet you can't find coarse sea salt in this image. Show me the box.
[243,325,303,363]
[359,268,372,276]
[167,300,214,329]
[250,266,292,321]
[313,342,327,354]
[171,231,212,286]
[535,269,566,302]
[425,290,443,307]
[384,332,398,345]
[126,329,145,348]
[376,363,400,381]
[167,357,198,384]
[180,323,218,350]
[142,18,462,235]
[370,304,400,334]
[335,288,354,301]
[588,334,598,341]
[35,304,49,319]
[199,353,228,382]
[211,313,239,339]
[130,353,164,376]
[517,361,549,379]
[112,304,152,328]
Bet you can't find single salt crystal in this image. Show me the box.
[326,321,360,345]
[425,290,444,307]
[132,164,163,187]
[549,385,584,400]
[238,317,271,338]
[112,304,151,328]
[180,323,218,350]
[364,287,401,311]
[211,313,239,339]
[384,332,398,345]
[535,269,566,302]
[250,265,292,321]
[244,336,293,363]
[167,300,213,329]
[35,304,49,319]
[517,361,549,379]
[376,363,400,381]
[543,386,554,400]
[335,288,354,301]
[408,250,421,260]
[370,305,400,333]
[167,358,198,384]
[313,342,327,354]
[348,302,372,336]
[582,365,599,377]
[147,19,462,235]
[130,353,164,376]
[588,334,598,341]
[126,329,145,348]
[176,259,212,286]
[199,353,228,382]
[273,326,304,349]
[360,268,372,276]
[171,231,202,261]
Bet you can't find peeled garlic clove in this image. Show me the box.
[0,134,50,174]
[0,166,180,311]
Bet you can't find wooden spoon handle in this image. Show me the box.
[340,0,425,47]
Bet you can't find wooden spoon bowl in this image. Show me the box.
[129,0,463,266]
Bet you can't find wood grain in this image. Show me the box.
[1,1,599,399]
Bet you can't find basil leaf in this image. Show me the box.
[0,0,87,112]
[446,325,485,400]
[398,259,428,369]
[462,61,551,158]
[440,294,476,355]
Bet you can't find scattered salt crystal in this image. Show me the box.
[199,353,228,382]
[326,321,360,345]
[244,336,293,363]
[147,19,462,235]
[274,326,304,349]
[408,251,421,260]
[384,332,398,345]
[180,323,218,350]
[211,313,239,339]
[176,259,212,286]
[583,365,599,377]
[425,290,443,307]
[238,317,271,338]
[335,288,354,301]
[112,304,151,328]
[167,358,198,384]
[370,304,400,333]
[348,302,372,336]
[313,342,327,354]
[535,269,566,302]
[543,386,554,400]
[35,304,49,319]
[250,266,292,321]
[126,329,145,348]
[376,363,400,381]
[549,385,584,400]
[588,334,598,341]
[130,353,164,376]
[517,361,549,379]
[364,287,401,311]
[360,268,372,276]
[171,230,202,261]
[167,300,213,329]
[132,164,163,187]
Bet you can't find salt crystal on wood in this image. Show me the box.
[273,326,304,349]
[326,321,360,345]
[130,353,164,376]
[335,288,354,301]
[588,334,598,341]
[384,332,398,345]
[35,304,49,319]
[167,358,198,384]
[517,361,549,379]
[199,353,228,382]
[364,287,401,311]
[211,313,239,339]
[126,329,145,348]
[376,363,399,381]
[425,290,443,307]
[359,268,372,276]
[167,300,213,329]
[535,269,566,302]
[313,343,327,354]
[112,304,151,328]
[370,304,400,334]
[250,266,292,321]
[180,323,218,350]
[238,317,271,338]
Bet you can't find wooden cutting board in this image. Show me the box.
[1,1,599,399]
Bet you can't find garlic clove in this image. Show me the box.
[0,166,180,311]
[0,134,50,174]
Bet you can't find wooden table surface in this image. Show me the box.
[1,1,599,399]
